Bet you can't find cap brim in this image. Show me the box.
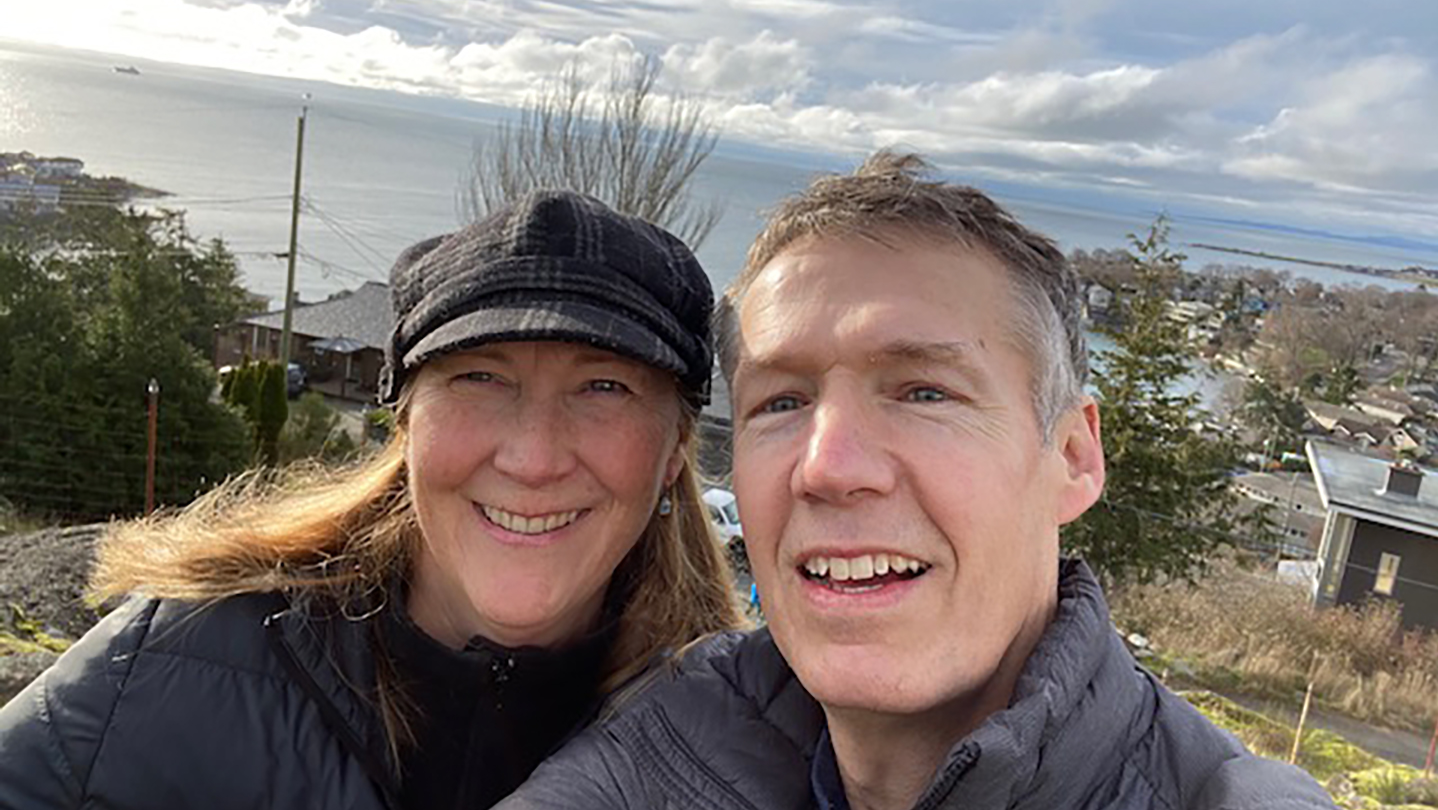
[402,300,687,379]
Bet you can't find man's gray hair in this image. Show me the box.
[715,149,1088,440]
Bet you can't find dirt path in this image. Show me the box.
[1223,692,1435,769]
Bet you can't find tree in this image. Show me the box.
[1064,217,1271,585]
[279,392,358,464]
[255,362,289,466]
[0,209,251,520]
[1238,377,1308,457]
[460,56,722,248]
[1320,363,1361,406]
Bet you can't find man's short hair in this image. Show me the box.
[716,149,1088,440]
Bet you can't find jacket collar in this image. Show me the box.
[263,591,401,808]
[725,559,1150,810]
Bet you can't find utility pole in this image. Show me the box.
[279,95,310,366]
[144,378,159,515]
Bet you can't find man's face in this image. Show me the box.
[731,236,1102,722]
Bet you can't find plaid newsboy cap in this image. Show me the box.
[378,190,714,406]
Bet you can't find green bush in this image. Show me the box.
[255,362,288,465]
[365,407,395,443]
[280,392,358,464]
[1352,766,1428,806]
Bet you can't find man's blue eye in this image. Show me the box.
[588,379,631,394]
[906,387,948,403]
[762,395,803,413]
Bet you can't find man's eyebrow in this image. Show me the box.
[868,340,980,368]
[738,339,984,378]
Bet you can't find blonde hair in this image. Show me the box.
[92,394,743,763]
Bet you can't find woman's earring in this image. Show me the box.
[658,492,673,516]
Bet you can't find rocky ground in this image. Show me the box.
[0,523,105,706]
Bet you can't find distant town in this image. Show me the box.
[0,151,166,214]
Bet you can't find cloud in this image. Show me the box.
[661,31,811,99]
[856,15,997,46]
[6,0,1438,237]
[1225,53,1438,194]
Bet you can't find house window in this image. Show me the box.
[1374,552,1401,596]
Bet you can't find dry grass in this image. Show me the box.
[1111,554,1438,732]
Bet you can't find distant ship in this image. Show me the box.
[113,65,141,75]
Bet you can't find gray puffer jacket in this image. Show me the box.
[499,560,1334,810]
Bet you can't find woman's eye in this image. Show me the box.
[459,371,497,384]
[587,379,632,395]
[904,386,949,403]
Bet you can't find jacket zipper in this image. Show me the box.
[264,609,402,810]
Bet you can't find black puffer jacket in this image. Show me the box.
[0,590,604,809]
[499,561,1335,810]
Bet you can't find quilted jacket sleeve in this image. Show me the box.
[1192,755,1337,810]
[497,722,648,810]
[0,598,157,810]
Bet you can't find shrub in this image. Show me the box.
[1111,554,1438,731]
[279,393,360,464]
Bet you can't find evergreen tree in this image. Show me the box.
[226,358,260,424]
[255,361,289,466]
[1064,217,1272,584]
[1239,376,1308,458]
[0,209,250,520]
[1321,363,1361,406]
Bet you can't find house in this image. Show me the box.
[1231,471,1324,557]
[1308,439,1438,630]
[1353,392,1415,426]
[0,175,61,213]
[32,157,84,178]
[215,281,391,401]
[1082,283,1117,327]
[1304,400,1373,432]
[1332,418,1392,448]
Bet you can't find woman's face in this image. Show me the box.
[404,341,685,649]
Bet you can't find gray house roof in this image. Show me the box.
[1307,439,1438,536]
[241,281,392,350]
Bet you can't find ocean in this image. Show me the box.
[3,40,1433,304]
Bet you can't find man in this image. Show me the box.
[499,152,1333,810]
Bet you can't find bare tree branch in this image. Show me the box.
[459,56,722,249]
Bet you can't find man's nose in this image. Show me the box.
[794,390,896,504]
[493,396,578,487]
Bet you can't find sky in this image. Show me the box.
[6,0,1438,241]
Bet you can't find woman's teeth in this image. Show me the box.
[802,553,930,584]
[481,505,581,534]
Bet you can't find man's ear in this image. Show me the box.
[1054,396,1105,525]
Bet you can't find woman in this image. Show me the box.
[0,190,744,810]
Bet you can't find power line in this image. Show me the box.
[301,197,391,271]
[296,249,380,284]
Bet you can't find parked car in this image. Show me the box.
[702,487,743,545]
[286,362,307,398]
[702,487,748,576]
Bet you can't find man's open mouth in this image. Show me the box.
[799,553,931,593]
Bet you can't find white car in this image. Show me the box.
[701,488,743,546]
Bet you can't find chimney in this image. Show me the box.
[1384,460,1423,498]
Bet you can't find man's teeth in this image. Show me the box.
[803,553,928,582]
[481,506,581,534]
